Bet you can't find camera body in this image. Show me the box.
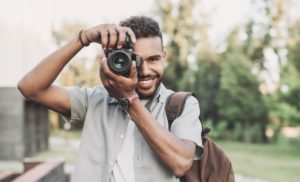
[105,37,143,77]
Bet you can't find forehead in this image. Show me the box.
[133,37,163,56]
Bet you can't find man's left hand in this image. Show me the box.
[99,56,138,99]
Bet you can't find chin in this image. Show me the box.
[136,82,161,99]
[136,88,155,99]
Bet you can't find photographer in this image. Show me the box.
[18,16,203,182]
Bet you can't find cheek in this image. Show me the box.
[157,63,164,77]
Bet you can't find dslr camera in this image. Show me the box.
[105,36,143,77]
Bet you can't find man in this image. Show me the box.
[18,16,203,182]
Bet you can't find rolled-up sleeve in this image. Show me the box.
[170,96,203,159]
[63,87,88,123]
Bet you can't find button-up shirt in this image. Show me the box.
[65,84,203,182]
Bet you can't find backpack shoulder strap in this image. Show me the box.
[165,92,211,136]
[165,92,193,130]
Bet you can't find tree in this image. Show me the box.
[155,0,222,124]
[51,22,101,130]
[52,22,101,87]
[217,51,268,142]
[277,20,300,127]
[155,0,202,91]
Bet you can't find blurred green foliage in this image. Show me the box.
[155,0,300,143]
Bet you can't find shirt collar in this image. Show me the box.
[108,97,118,104]
[153,83,168,104]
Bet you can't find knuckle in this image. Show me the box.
[118,39,125,44]
[102,67,109,75]
[110,30,117,36]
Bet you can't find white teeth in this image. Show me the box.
[139,79,153,87]
[140,80,152,84]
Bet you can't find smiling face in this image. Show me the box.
[133,36,165,99]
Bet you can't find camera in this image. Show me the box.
[105,36,143,77]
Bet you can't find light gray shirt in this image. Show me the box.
[65,84,203,182]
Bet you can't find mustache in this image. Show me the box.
[138,74,159,80]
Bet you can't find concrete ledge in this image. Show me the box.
[0,172,20,182]
[12,159,65,182]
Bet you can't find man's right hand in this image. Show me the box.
[18,24,137,118]
[82,24,136,50]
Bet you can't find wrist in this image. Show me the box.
[118,92,139,111]
[78,30,90,47]
[127,92,139,105]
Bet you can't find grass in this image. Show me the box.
[217,140,300,182]
[32,130,81,165]
[50,129,82,139]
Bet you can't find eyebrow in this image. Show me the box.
[145,55,162,61]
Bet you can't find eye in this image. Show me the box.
[148,56,161,62]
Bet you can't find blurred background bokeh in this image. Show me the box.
[1,0,300,181]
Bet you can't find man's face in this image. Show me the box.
[133,36,165,99]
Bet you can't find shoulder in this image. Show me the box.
[160,84,200,106]
[66,86,109,102]
[87,86,108,98]
[185,94,199,106]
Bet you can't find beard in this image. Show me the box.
[136,75,162,100]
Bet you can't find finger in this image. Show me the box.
[99,56,106,70]
[100,73,108,86]
[100,25,108,50]
[98,53,104,62]
[100,56,117,79]
[107,79,115,88]
[100,63,114,86]
[117,27,126,49]
[123,27,136,44]
[99,57,108,84]
[100,68,109,86]
[107,25,118,50]
[95,30,102,44]
[129,61,138,83]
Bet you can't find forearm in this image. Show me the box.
[18,36,82,98]
[128,99,195,176]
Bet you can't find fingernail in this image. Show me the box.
[117,45,122,49]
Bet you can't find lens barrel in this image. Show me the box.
[107,50,132,75]
[105,35,143,77]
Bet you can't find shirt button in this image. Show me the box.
[135,155,140,160]
[120,134,124,139]
[110,161,114,165]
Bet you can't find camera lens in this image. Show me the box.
[108,51,131,75]
[113,56,127,69]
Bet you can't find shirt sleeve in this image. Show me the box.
[169,95,203,159]
[62,87,88,124]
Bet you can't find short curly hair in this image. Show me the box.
[120,16,163,42]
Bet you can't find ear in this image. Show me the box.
[162,49,167,62]
[162,49,168,68]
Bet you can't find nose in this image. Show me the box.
[140,60,151,76]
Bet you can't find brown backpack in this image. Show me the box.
[165,92,235,182]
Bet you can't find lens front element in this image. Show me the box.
[113,55,127,69]
[108,50,131,75]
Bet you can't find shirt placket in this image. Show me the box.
[107,111,129,182]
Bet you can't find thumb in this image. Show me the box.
[129,61,137,81]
